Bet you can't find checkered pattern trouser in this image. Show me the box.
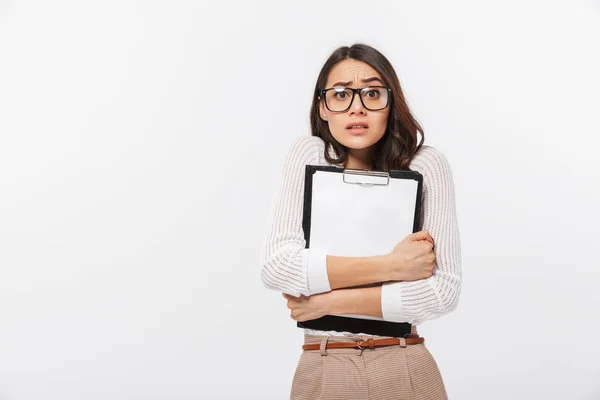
[290,326,448,400]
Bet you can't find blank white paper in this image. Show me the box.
[308,169,420,320]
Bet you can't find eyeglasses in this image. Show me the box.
[319,86,391,112]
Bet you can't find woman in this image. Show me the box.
[260,43,461,400]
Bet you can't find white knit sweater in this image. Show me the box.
[260,135,462,336]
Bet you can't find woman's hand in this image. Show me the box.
[387,229,436,281]
[282,292,332,322]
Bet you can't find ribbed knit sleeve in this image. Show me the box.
[380,146,462,325]
[260,136,332,297]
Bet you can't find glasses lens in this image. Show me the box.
[325,88,354,111]
[360,87,388,110]
[324,87,389,111]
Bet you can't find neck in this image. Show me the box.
[343,148,374,170]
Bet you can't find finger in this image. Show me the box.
[416,229,434,245]
[426,231,434,244]
[410,230,429,241]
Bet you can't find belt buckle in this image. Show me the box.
[356,338,375,349]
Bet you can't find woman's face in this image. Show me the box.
[319,59,390,151]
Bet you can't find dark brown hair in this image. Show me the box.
[309,43,424,171]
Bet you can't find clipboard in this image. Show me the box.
[296,165,424,337]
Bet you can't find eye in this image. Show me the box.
[365,89,380,98]
[334,90,349,99]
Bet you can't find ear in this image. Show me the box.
[319,99,328,121]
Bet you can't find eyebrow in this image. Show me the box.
[331,77,384,86]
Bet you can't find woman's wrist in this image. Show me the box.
[382,253,407,281]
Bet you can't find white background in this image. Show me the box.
[1,1,599,399]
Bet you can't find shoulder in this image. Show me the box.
[286,135,325,164]
[409,144,453,177]
[290,134,325,151]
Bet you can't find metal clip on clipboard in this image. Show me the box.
[342,169,390,186]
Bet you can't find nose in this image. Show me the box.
[349,91,366,115]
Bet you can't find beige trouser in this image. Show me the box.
[290,326,448,400]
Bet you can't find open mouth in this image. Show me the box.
[346,121,369,134]
[346,123,368,134]
[346,121,369,130]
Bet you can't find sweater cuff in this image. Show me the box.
[381,282,408,323]
[306,248,331,295]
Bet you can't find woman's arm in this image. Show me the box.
[283,285,383,322]
[329,285,384,318]
[378,146,462,325]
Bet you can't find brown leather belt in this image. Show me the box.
[302,335,424,351]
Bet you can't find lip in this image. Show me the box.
[347,127,367,135]
[346,121,369,129]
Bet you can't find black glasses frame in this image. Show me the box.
[318,86,392,112]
